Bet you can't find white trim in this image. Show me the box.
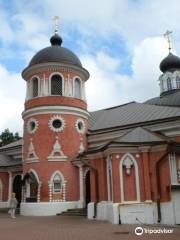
[49,72,64,96]
[27,117,39,134]
[48,115,66,132]
[22,62,89,82]
[119,153,140,202]
[30,75,41,99]
[8,171,12,201]
[159,70,180,94]
[106,156,113,201]
[0,179,3,201]
[26,138,39,162]
[75,118,86,134]
[78,165,84,208]
[73,76,82,99]
[50,170,65,183]
[169,153,178,184]
[50,170,65,194]
[22,105,89,119]
[48,156,67,162]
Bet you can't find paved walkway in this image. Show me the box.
[0,213,180,240]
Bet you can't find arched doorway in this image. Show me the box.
[13,175,22,208]
[85,170,91,206]
[22,171,38,202]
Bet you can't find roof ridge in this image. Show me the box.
[114,126,166,143]
[89,101,136,113]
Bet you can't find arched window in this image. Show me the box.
[32,77,39,98]
[0,179,3,201]
[74,78,81,99]
[119,153,140,202]
[51,75,63,95]
[176,76,180,89]
[52,173,63,193]
[167,77,172,91]
[22,169,39,202]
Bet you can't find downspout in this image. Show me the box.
[155,147,170,223]
[80,157,99,217]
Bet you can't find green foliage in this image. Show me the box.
[0,129,21,147]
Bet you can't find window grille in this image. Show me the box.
[32,78,38,97]
[53,174,62,192]
[74,78,81,98]
[51,75,62,95]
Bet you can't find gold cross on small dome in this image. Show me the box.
[164,30,173,53]
[53,16,59,34]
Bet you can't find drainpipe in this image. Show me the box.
[155,147,170,223]
[79,156,99,217]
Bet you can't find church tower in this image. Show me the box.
[21,19,89,215]
[159,31,180,96]
[146,31,180,107]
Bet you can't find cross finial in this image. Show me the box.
[164,30,173,53]
[53,16,59,34]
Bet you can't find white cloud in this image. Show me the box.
[0,64,25,135]
[83,36,168,111]
[0,0,180,134]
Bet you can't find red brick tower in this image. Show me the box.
[21,22,89,215]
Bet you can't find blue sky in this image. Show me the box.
[0,0,180,134]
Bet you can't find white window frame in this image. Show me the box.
[73,76,82,99]
[106,156,113,202]
[119,153,140,203]
[30,75,40,99]
[169,153,180,185]
[49,72,64,96]
[50,171,65,194]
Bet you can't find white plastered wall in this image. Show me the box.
[20,201,79,216]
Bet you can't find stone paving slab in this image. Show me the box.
[0,213,180,240]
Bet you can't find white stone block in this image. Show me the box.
[87,202,95,219]
[20,201,79,216]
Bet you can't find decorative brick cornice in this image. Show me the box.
[22,105,89,120]
[22,62,89,81]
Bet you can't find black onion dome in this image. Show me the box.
[28,34,82,67]
[160,53,180,72]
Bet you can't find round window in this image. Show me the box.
[75,119,85,133]
[30,121,36,131]
[78,121,83,131]
[52,119,62,129]
[49,116,65,132]
[27,118,38,134]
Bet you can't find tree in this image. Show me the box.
[0,129,21,147]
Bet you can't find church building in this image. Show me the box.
[0,25,180,225]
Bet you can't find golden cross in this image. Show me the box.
[164,30,173,53]
[53,16,59,34]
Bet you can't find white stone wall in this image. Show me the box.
[88,201,179,225]
[20,201,79,216]
[88,202,119,224]
[87,202,95,219]
[0,201,8,208]
[160,202,175,225]
[119,202,155,224]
